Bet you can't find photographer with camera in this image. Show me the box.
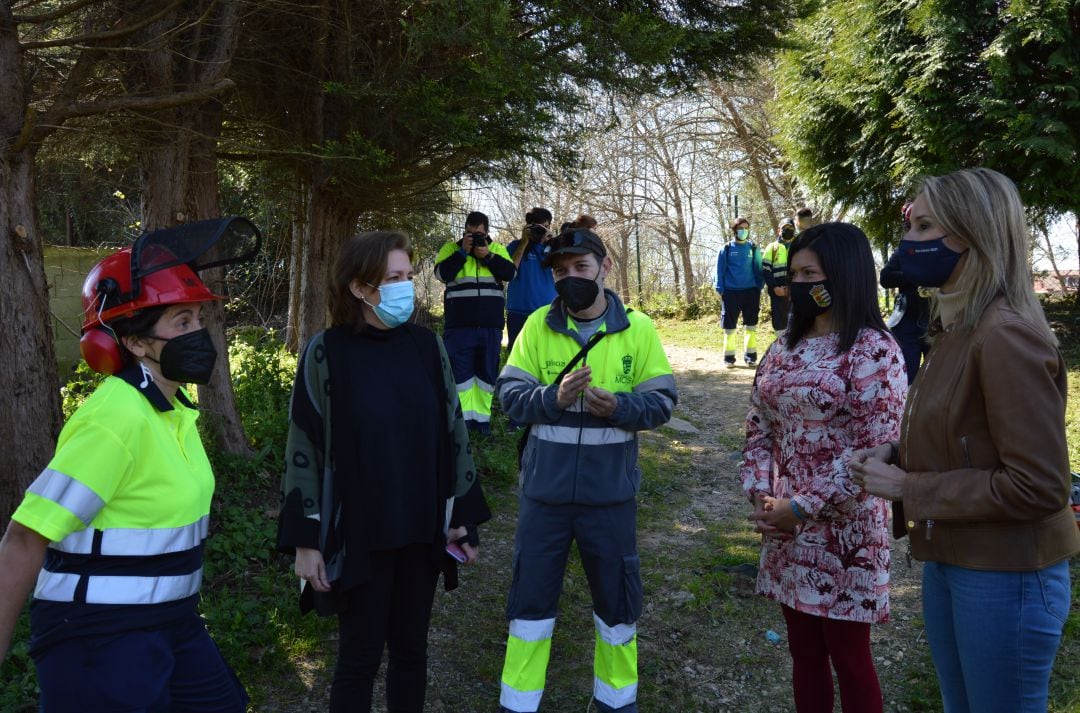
[435,210,516,434]
[506,207,557,351]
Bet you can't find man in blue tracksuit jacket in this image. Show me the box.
[715,216,764,367]
[506,207,557,352]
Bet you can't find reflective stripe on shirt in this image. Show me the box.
[34,569,203,605]
[445,288,504,299]
[27,468,105,526]
[49,515,210,556]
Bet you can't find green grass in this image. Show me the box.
[651,315,779,354]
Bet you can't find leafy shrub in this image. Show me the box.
[227,327,297,467]
[639,287,722,320]
[60,360,105,418]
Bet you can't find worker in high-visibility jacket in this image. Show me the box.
[496,229,677,713]
[435,210,517,433]
[0,218,259,711]
[761,217,796,332]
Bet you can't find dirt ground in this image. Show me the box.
[268,342,929,712]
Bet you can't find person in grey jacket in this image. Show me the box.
[494,229,677,713]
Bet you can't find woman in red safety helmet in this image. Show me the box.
[0,218,259,712]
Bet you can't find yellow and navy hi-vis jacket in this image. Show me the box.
[11,362,213,655]
[761,239,792,289]
[496,290,677,506]
[434,239,516,329]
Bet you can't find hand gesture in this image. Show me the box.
[583,386,617,418]
[294,547,330,592]
[747,493,799,536]
[556,366,592,409]
[849,457,907,502]
[461,234,474,253]
[447,526,479,565]
[850,443,894,467]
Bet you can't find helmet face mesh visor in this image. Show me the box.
[131,216,261,289]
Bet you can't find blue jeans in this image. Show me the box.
[921,560,1070,713]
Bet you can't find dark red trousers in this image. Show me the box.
[781,605,883,713]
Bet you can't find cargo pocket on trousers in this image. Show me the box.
[620,554,643,623]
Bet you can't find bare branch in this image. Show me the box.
[20,0,183,50]
[14,0,100,25]
[44,77,234,124]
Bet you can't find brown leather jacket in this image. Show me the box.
[897,297,1080,570]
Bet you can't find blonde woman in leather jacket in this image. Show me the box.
[851,168,1079,713]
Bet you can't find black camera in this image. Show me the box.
[527,224,548,242]
[466,231,492,246]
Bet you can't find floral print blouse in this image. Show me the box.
[741,328,907,623]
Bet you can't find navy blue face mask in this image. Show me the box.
[897,237,965,288]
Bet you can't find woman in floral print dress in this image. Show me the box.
[741,222,908,713]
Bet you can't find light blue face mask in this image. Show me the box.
[365,280,415,328]
[735,228,749,241]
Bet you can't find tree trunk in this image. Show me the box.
[131,1,250,455]
[0,8,63,522]
[187,99,252,456]
[720,95,779,232]
[663,227,682,299]
[1075,211,1079,298]
[295,180,358,349]
[285,182,307,353]
[0,150,63,523]
[617,224,632,303]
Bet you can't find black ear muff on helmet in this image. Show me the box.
[80,326,124,375]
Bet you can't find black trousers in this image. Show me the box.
[767,290,790,331]
[330,544,440,713]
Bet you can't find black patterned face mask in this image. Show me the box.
[789,280,833,318]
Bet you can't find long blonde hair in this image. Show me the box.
[918,168,1056,345]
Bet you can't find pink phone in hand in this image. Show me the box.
[446,541,468,563]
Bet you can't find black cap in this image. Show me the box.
[541,229,607,267]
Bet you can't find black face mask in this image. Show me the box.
[555,275,601,312]
[147,328,218,385]
[789,279,833,318]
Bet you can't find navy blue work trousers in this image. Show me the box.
[33,612,247,713]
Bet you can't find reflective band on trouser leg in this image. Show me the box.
[593,614,638,710]
[473,378,494,420]
[461,382,493,426]
[501,618,555,712]
[744,329,757,353]
[723,329,736,357]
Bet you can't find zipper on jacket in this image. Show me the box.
[960,436,972,467]
[924,519,935,541]
[572,351,588,502]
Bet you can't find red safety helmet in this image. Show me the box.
[79,217,261,374]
